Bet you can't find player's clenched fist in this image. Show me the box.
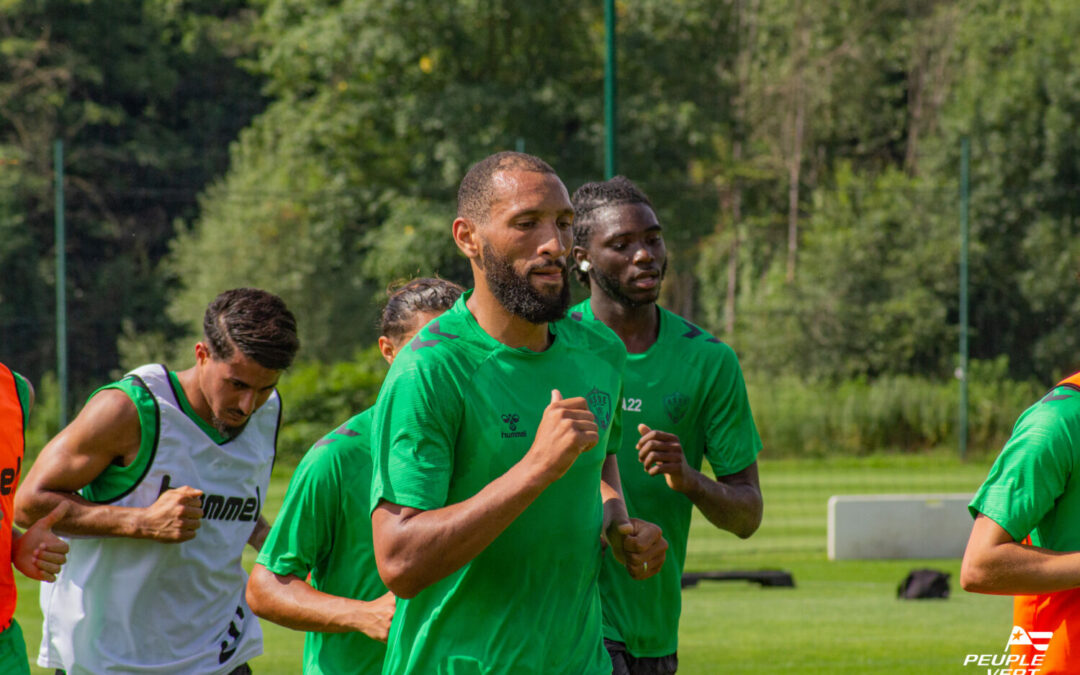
[139,485,204,543]
[527,389,599,483]
[607,517,667,581]
[636,423,694,492]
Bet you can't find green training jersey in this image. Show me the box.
[370,292,626,675]
[571,300,762,658]
[256,409,388,675]
[970,382,1080,552]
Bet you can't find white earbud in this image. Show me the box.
[579,261,591,273]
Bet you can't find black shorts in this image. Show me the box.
[605,638,678,675]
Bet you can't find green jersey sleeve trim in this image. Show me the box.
[81,375,160,504]
[12,372,31,428]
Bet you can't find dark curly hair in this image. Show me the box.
[380,278,465,343]
[570,176,653,285]
[203,288,300,371]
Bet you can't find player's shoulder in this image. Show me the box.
[658,307,738,361]
[391,299,483,372]
[299,409,373,475]
[557,307,627,365]
[1016,382,1080,432]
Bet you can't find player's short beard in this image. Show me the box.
[480,241,570,324]
[210,414,247,440]
[592,259,668,309]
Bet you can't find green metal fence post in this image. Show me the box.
[54,139,68,427]
[958,136,970,459]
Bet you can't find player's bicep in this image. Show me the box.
[258,458,337,576]
[716,460,760,492]
[370,365,459,512]
[24,389,140,493]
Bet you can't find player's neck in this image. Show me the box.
[466,288,553,352]
[174,366,215,428]
[590,294,659,354]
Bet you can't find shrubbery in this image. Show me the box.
[747,357,1043,458]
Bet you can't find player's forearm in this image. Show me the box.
[15,489,144,538]
[246,565,371,633]
[248,515,270,551]
[961,542,1080,595]
[373,460,551,599]
[600,455,629,536]
[684,471,762,539]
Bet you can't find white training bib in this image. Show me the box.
[39,364,279,674]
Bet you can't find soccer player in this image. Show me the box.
[246,277,464,674]
[15,288,300,675]
[370,151,669,674]
[1,363,70,675]
[570,176,764,675]
[962,370,1080,673]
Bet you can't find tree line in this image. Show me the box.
[4,0,1080,439]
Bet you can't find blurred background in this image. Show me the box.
[2,2,1078,669]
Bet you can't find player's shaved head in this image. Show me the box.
[457,151,558,225]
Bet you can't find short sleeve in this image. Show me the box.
[370,358,462,514]
[969,402,1073,542]
[257,444,341,577]
[703,346,762,477]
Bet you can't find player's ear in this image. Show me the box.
[194,342,211,366]
[571,246,589,269]
[453,216,481,261]
[378,335,397,365]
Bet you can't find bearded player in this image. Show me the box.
[370,152,669,674]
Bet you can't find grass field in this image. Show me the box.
[16,451,1012,674]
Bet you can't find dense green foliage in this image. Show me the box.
[6,0,1080,455]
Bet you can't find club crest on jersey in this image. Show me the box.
[586,387,613,431]
[664,391,689,424]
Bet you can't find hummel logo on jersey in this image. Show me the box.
[158,474,262,522]
[501,413,526,439]
[0,455,20,495]
[411,320,460,351]
[679,318,721,344]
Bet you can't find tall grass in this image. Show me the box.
[747,358,1043,458]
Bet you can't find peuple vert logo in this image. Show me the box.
[501,413,526,439]
[961,625,1051,674]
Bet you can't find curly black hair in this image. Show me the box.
[380,278,465,343]
[203,288,300,370]
[570,176,653,285]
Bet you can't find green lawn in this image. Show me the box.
[16,452,1012,674]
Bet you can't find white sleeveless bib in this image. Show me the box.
[39,364,279,674]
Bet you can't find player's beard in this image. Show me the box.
[592,259,668,309]
[211,414,248,440]
[480,241,570,324]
